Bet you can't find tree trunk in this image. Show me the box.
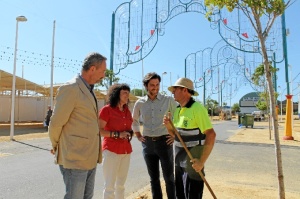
[257,22,286,199]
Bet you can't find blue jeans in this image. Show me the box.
[59,165,96,199]
[142,136,175,199]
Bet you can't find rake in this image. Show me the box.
[169,120,217,199]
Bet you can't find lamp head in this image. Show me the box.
[16,16,27,22]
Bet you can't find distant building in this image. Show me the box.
[239,92,298,114]
[239,92,262,114]
[0,69,138,122]
[278,99,298,114]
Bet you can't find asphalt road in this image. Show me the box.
[1,120,299,198]
[0,137,149,199]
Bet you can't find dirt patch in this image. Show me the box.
[129,118,300,199]
[227,120,300,147]
[132,182,300,199]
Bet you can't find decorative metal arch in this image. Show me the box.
[111,0,213,74]
[185,39,248,104]
[111,0,284,75]
[217,7,284,63]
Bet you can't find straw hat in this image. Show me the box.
[168,78,199,96]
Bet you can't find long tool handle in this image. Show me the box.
[169,121,217,199]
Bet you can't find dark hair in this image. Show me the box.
[187,89,195,95]
[107,83,130,107]
[82,52,107,71]
[142,72,161,87]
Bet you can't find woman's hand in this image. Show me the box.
[120,131,131,139]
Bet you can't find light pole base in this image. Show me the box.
[283,136,294,140]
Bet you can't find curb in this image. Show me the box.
[126,183,151,199]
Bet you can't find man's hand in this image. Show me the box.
[163,112,175,138]
[135,132,145,142]
[163,112,172,126]
[137,135,146,142]
[190,158,204,173]
[166,135,174,145]
[50,148,55,155]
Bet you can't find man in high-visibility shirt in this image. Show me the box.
[164,77,216,199]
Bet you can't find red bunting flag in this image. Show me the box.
[150,29,155,35]
[135,46,140,51]
[242,32,249,38]
[222,18,227,25]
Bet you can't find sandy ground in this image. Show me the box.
[1,118,300,198]
[129,117,300,199]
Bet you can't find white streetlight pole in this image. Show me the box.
[161,72,167,94]
[50,20,56,109]
[10,16,27,141]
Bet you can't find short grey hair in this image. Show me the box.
[82,52,107,71]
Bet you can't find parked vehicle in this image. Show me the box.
[252,111,265,121]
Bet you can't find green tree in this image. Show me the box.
[252,64,279,113]
[251,64,267,88]
[231,103,240,114]
[131,88,146,96]
[205,1,291,197]
[161,91,167,96]
[256,91,279,113]
[205,98,219,116]
[255,98,268,111]
[96,69,120,89]
[252,65,270,114]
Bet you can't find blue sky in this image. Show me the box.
[0,0,299,105]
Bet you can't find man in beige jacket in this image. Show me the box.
[49,52,106,199]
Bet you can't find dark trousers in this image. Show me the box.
[175,166,204,199]
[142,136,175,199]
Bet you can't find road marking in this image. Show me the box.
[0,153,13,157]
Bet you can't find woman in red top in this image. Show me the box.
[99,83,133,199]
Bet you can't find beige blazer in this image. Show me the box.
[49,75,102,170]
